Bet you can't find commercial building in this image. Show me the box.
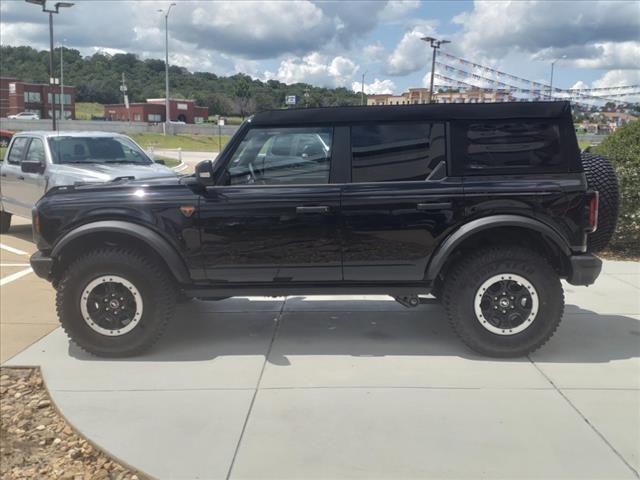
[104,98,208,124]
[0,77,76,119]
[367,87,513,106]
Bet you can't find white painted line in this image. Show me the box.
[0,243,28,256]
[1,263,31,267]
[0,267,33,286]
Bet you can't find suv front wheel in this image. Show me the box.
[442,246,564,357]
[56,248,177,357]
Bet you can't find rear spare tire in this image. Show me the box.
[581,152,619,252]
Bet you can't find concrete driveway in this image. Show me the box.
[3,259,639,479]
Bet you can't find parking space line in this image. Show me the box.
[0,243,28,256]
[1,263,31,267]
[0,267,33,286]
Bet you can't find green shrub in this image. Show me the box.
[593,120,640,254]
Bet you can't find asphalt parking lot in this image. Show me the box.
[1,215,639,479]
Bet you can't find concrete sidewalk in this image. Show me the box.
[4,260,639,480]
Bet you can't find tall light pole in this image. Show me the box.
[158,3,176,135]
[421,36,450,103]
[549,55,567,101]
[25,0,74,131]
[59,38,65,126]
[360,70,367,106]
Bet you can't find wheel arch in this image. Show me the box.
[51,220,191,284]
[426,215,572,284]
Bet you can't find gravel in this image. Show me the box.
[1,367,148,479]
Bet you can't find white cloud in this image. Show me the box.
[592,69,640,88]
[271,53,359,87]
[386,21,437,75]
[453,0,640,70]
[352,78,396,94]
[571,80,590,90]
[363,42,387,63]
[380,1,421,21]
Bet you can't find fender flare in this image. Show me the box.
[425,214,571,282]
[51,220,191,284]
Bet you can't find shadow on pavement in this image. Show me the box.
[68,299,640,364]
[3,223,34,244]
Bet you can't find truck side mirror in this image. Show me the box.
[195,159,215,186]
[21,160,45,174]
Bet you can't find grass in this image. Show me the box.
[153,155,181,168]
[130,132,229,152]
[578,140,592,151]
[75,102,105,120]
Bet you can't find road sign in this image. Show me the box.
[285,95,297,105]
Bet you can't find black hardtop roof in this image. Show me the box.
[250,101,572,126]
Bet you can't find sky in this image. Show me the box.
[1,0,639,97]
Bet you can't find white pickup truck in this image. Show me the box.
[0,131,176,232]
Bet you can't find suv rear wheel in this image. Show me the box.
[56,248,176,357]
[442,246,564,357]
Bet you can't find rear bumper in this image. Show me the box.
[30,251,53,280]
[567,253,602,286]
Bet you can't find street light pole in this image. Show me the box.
[421,36,450,103]
[360,70,367,106]
[159,3,176,135]
[549,55,566,101]
[59,40,64,126]
[25,1,74,131]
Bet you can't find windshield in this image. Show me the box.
[48,136,152,165]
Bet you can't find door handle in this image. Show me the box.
[416,202,452,210]
[296,206,330,214]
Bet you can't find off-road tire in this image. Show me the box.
[0,211,11,233]
[442,246,564,357]
[56,248,176,357]
[581,152,619,252]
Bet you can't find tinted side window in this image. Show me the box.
[25,138,46,163]
[462,120,562,172]
[351,123,445,182]
[7,138,30,165]
[226,127,333,185]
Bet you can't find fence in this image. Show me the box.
[0,118,240,136]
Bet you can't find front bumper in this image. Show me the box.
[30,251,53,280]
[567,253,602,286]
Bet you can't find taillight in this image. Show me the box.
[588,191,599,233]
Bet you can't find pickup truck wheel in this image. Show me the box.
[581,153,619,252]
[56,248,176,357]
[442,247,564,357]
[0,211,11,233]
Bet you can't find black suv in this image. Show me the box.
[29,101,618,358]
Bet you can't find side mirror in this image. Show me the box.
[154,159,166,165]
[21,161,45,174]
[194,159,215,186]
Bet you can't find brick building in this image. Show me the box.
[0,77,76,119]
[104,98,208,124]
[367,87,513,106]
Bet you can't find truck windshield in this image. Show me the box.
[48,136,152,165]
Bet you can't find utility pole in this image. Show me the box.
[549,55,566,101]
[360,70,367,105]
[159,3,176,135]
[421,36,450,103]
[59,40,64,126]
[25,0,74,131]
[120,73,130,122]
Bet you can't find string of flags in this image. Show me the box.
[435,55,639,106]
[433,74,610,110]
[438,52,639,95]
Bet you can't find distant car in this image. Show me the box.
[0,129,13,147]
[8,111,40,120]
[0,131,177,230]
